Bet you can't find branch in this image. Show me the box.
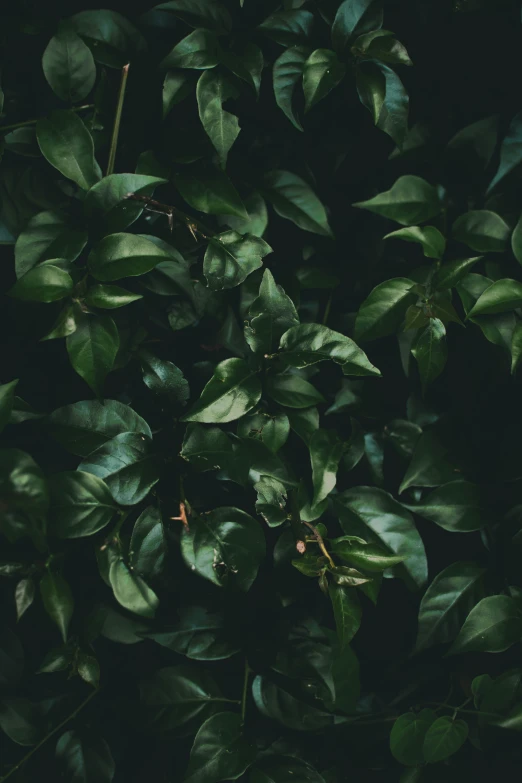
[302,520,335,569]
[124,193,214,240]
[106,63,130,176]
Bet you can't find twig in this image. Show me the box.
[240,660,250,725]
[302,520,335,569]
[0,688,99,782]
[170,501,189,530]
[125,193,213,240]
[322,291,333,326]
[0,104,95,134]
[106,63,130,176]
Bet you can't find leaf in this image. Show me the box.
[334,488,428,589]
[197,71,240,170]
[357,61,409,148]
[332,0,376,51]
[56,730,115,782]
[288,407,320,442]
[161,29,221,70]
[77,653,100,688]
[452,210,510,253]
[278,323,381,376]
[8,264,73,303]
[252,675,333,731]
[84,284,142,309]
[145,605,239,661]
[15,578,35,622]
[221,42,264,96]
[262,171,333,237]
[487,110,522,193]
[48,399,152,457]
[139,665,224,730]
[352,30,412,66]
[40,570,74,642]
[512,212,522,264]
[181,424,235,474]
[448,596,522,655]
[303,49,346,113]
[266,373,325,408]
[432,257,481,291]
[445,115,498,171]
[0,699,42,746]
[48,471,116,538]
[88,232,173,282]
[238,411,290,453]
[423,717,468,763]
[259,10,314,46]
[400,431,459,493]
[108,552,159,618]
[328,583,362,647]
[174,166,247,218]
[354,176,440,225]
[204,231,272,290]
[181,358,262,424]
[415,562,485,653]
[84,174,167,235]
[250,756,325,783]
[245,269,299,355]
[0,449,48,548]
[407,480,488,533]
[42,24,96,103]
[70,9,146,68]
[130,505,166,581]
[384,226,445,260]
[390,709,437,766]
[184,712,256,783]
[154,0,232,33]
[66,313,119,397]
[255,477,288,527]
[0,380,19,434]
[511,321,522,374]
[330,536,406,572]
[163,70,193,117]
[184,507,265,591]
[139,350,189,405]
[310,429,344,509]
[411,318,447,389]
[79,433,160,506]
[14,210,87,278]
[273,45,310,131]
[467,279,522,316]
[36,110,101,190]
[354,278,418,342]
[219,191,268,237]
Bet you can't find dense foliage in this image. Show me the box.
[2,0,522,780]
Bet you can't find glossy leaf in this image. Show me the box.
[42,24,96,103]
[303,49,346,113]
[328,583,362,647]
[448,595,522,655]
[354,176,440,225]
[487,110,522,193]
[40,570,74,642]
[390,709,436,766]
[453,210,510,253]
[411,318,447,389]
[36,110,101,190]
[352,30,412,66]
[431,257,481,291]
[85,284,142,309]
[70,9,146,68]
[331,536,406,572]
[259,10,314,46]
[266,373,325,408]
[467,279,522,316]
[332,0,376,52]
[181,358,262,424]
[84,174,167,235]
[8,264,73,303]
[384,226,445,259]
[139,665,224,730]
[262,171,333,237]
[278,323,381,376]
[108,552,159,618]
[197,71,240,169]
[89,232,173,281]
[354,278,417,341]
[14,210,87,278]
[310,429,344,509]
[161,29,220,70]
[48,470,116,537]
[56,731,115,783]
[174,166,247,218]
[407,480,488,532]
[145,605,239,661]
[423,716,468,763]
[204,231,272,290]
[357,62,409,148]
[66,313,119,396]
[273,45,310,131]
[140,350,189,404]
[184,712,256,783]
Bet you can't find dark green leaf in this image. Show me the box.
[40,570,74,642]
[197,71,240,170]
[36,110,101,190]
[66,313,119,396]
[407,480,488,532]
[42,24,96,103]
[448,596,522,655]
[390,709,436,766]
[266,373,325,408]
[384,226,445,259]
[89,232,173,281]
[262,171,333,237]
[432,257,481,290]
[108,548,159,618]
[154,1,232,33]
[14,210,87,278]
[9,264,73,303]
[259,10,314,46]
[145,606,239,661]
[310,429,344,509]
[84,174,167,235]
[399,431,459,493]
[48,470,116,537]
[245,269,299,355]
[330,536,406,572]
[328,583,362,647]
[423,717,468,763]
[204,231,272,290]
[15,578,35,621]
[487,110,522,193]
[184,712,256,783]
[56,730,115,782]
[0,380,19,434]
[85,284,142,309]
[411,318,447,389]
[161,29,220,70]
[130,505,166,580]
[278,323,381,376]
[303,49,346,113]
[0,699,42,746]
[352,30,412,66]
[357,62,409,148]
[181,358,262,424]
[354,176,440,225]
[354,278,417,341]
[250,756,325,783]
[255,477,288,527]
[453,211,510,253]
[238,410,290,453]
[181,423,234,472]
[139,350,189,404]
[467,279,522,316]
[273,45,310,131]
[70,9,146,68]
[174,166,247,218]
[139,665,224,730]
[332,0,376,51]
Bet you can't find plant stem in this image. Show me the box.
[0,688,99,782]
[240,660,251,724]
[0,104,95,134]
[302,520,336,569]
[426,702,502,719]
[106,63,130,176]
[322,291,333,325]
[125,193,214,240]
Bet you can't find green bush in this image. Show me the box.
[1,1,522,781]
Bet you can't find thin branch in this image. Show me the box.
[302,520,335,569]
[0,688,99,782]
[240,660,250,725]
[106,63,130,176]
[0,104,95,134]
[125,193,214,240]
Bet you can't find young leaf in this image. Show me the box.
[66,313,119,397]
[184,712,256,783]
[196,71,240,170]
[36,110,101,190]
[273,45,310,131]
[278,323,381,376]
[423,717,468,763]
[204,231,272,290]
[181,358,262,424]
[42,24,96,103]
[384,226,445,260]
[262,170,333,237]
[328,583,362,647]
[303,49,346,113]
[448,595,522,655]
[353,176,441,225]
[411,318,447,389]
[40,570,74,642]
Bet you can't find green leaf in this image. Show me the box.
[445,115,498,171]
[66,313,119,397]
[184,712,256,783]
[14,210,87,278]
[181,358,262,424]
[255,477,288,527]
[467,279,522,316]
[357,61,409,148]
[0,380,19,434]
[0,699,42,746]
[204,231,272,290]
[15,578,35,621]
[84,284,142,309]
[79,433,160,506]
[245,269,299,355]
[384,226,445,260]
[48,399,152,457]
[390,709,436,766]
[145,605,239,661]
[130,505,166,581]
[108,549,159,618]
[453,210,510,253]
[250,756,325,783]
[352,30,412,66]
[84,174,167,235]
[415,562,485,653]
[512,212,522,264]
[221,43,264,96]
[328,583,362,647]
[161,29,221,70]
[278,323,381,376]
[266,373,325,408]
[42,24,96,103]
[70,9,146,68]
[219,191,268,237]
[262,171,333,237]
[411,318,447,389]
[238,410,290,453]
[8,264,73,303]
[487,110,522,193]
[77,653,100,688]
[36,110,101,190]
[334,488,427,589]
[48,471,116,537]
[139,350,189,404]
[511,321,522,374]
[40,570,74,642]
[154,0,232,33]
[448,595,522,655]
[399,431,459,493]
[310,429,344,509]
[273,45,310,131]
[332,0,376,51]
[56,730,115,782]
[423,717,468,763]
[330,536,406,572]
[163,70,193,117]
[353,176,440,225]
[259,10,314,46]
[174,165,247,218]
[0,450,48,548]
[181,423,234,472]
[354,278,417,341]
[432,257,481,290]
[252,675,333,731]
[88,232,173,282]
[139,665,224,730]
[183,507,265,591]
[407,480,488,532]
[303,49,346,113]
[197,71,240,170]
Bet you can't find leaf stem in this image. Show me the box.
[0,687,99,782]
[302,520,335,569]
[106,63,130,176]
[426,702,502,719]
[240,660,251,724]
[0,104,95,134]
